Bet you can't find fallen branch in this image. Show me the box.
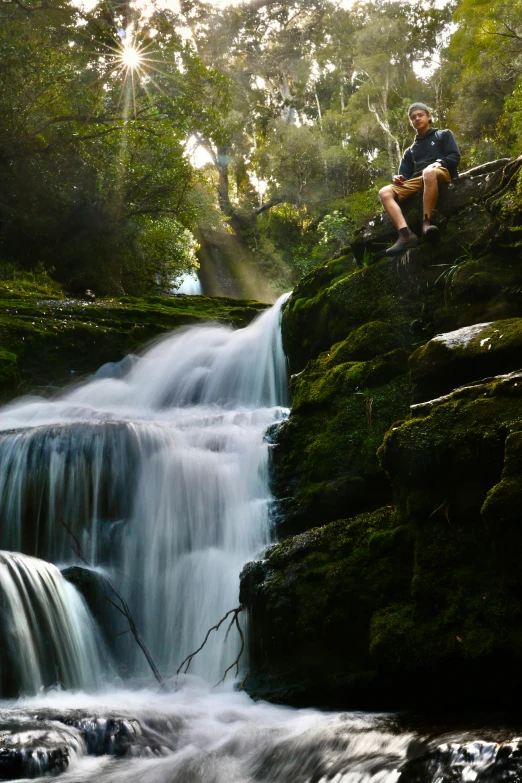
[215,610,245,687]
[61,518,164,689]
[174,605,245,686]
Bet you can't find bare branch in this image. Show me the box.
[254,197,283,215]
[176,606,241,675]
[214,611,245,687]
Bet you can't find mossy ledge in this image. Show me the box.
[243,155,522,710]
[0,275,267,397]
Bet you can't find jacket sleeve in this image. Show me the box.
[398,148,414,180]
[437,130,461,171]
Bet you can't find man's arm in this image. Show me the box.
[398,148,414,180]
[436,130,461,171]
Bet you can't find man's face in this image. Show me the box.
[409,110,431,134]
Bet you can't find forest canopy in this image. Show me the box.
[0,0,520,296]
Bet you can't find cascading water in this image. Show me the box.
[0,551,105,696]
[0,294,289,683]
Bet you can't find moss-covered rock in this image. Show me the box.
[0,278,267,396]
[409,319,522,402]
[482,429,522,593]
[0,347,17,390]
[240,506,414,706]
[245,373,522,708]
[272,346,411,536]
[242,494,522,708]
[282,257,431,374]
[243,156,522,710]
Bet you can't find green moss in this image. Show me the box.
[328,321,402,363]
[242,507,414,703]
[0,285,267,395]
[273,354,411,534]
[379,375,522,514]
[282,258,430,373]
[0,347,17,389]
[482,430,522,586]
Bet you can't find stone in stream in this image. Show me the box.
[0,722,83,779]
[0,711,177,779]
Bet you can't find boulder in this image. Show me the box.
[271,345,411,536]
[61,565,129,662]
[409,319,522,402]
[244,372,522,708]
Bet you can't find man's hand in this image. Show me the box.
[426,162,442,170]
[392,174,405,185]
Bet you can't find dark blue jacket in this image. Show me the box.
[399,128,461,180]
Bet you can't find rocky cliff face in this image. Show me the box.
[241,155,522,710]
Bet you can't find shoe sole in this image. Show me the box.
[386,239,420,256]
[423,226,440,244]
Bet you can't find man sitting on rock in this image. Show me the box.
[379,102,461,256]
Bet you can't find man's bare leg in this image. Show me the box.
[378,185,419,256]
[422,167,439,219]
[378,186,408,230]
[421,167,442,243]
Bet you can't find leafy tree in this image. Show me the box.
[0,0,226,293]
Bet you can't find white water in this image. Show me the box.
[175,272,203,295]
[0,295,289,684]
[0,551,105,695]
[0,684,417,783]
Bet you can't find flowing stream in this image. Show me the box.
[0,295,518,782]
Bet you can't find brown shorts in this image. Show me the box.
[390,167,451,201]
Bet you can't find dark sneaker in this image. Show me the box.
[386,228,419,256]
[422,218,440,244]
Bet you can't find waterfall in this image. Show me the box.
[0,293,516,783]
[0,551,105,696]
[0,295,289,684]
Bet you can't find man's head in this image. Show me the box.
[408,102,432,135]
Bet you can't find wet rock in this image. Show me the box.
[482,428,522,593]
[270,345,411,535]
[61,565,129,660]
[398,738,522,783]
[0,722,84,779]
[94,353,139,379]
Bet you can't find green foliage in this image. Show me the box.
[0,0,517,294]
[0,0,227,294]
[316,211,351,257]
[443,0,522,164]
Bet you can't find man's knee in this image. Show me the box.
[422,167,438,183]
[379,185,394,202]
